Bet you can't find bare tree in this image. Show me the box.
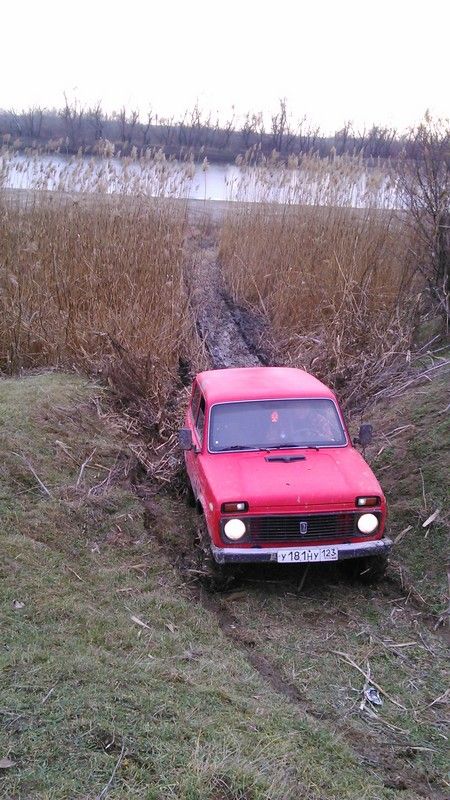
[334,122,353,156]
[115,107,140,146]
[87,103,104,142]
[60,94,85,151]
[398,114,449,322]
[8,108,23,136]
[21,106,44,139]
[142,109,153,148]
[241,112,258,149]
[271,98,288,153]
[222,109,235,150]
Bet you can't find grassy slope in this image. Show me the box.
[0,372,412,800]
[216,371,450,796]
[368,371,449,611]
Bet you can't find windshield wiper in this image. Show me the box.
[216,444,258,451]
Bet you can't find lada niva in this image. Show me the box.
[179,367,392,581]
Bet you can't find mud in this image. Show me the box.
[184,229,264,369]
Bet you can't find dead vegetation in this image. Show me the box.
[0,177,205,474]
[220,197,424,410]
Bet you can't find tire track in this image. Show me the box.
[140,224,448,798]
[142,501,446,800]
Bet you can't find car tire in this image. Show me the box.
[195,518,237,592]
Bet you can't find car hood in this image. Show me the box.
[202,446,383,510]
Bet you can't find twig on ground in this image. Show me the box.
[424,689,449,709]
[65,565,84,583]
[76,449,96,488]
[419,469,427,512]
[95,742,126,800]
[331,650,407,710]
[296,566,309,593]
[422,508,440,529]
[130,615,152,631]
[394,525,413,543]
[12,453,53,499]
[41,686,56,705]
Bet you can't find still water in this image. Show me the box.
[0,151,398,208]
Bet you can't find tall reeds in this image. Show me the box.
[220,158,420,409]
[0,162,197,422]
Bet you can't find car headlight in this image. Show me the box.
[357,513,379,535]
[223,518,247,541]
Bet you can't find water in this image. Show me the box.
[0,151,399,208]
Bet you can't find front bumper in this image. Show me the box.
[211,537,393,564]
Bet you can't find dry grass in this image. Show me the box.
[220,160,421,409]
[0,172,200,442]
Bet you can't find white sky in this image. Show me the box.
[1,0,448,134]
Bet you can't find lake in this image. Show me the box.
[0,150,399,208]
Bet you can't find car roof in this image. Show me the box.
[196,367,336,404]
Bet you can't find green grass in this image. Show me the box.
[368,372,449,611]
[1,372,418,800]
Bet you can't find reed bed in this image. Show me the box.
[0,143,196,196]
[0,165,198,432]
[229,151,398,208]
[220,159,420,409]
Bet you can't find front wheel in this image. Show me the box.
[341,554,388,584]
[195,519,238,591]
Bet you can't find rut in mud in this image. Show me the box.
[184,227,273,368]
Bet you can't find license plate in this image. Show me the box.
[277,547,338,563]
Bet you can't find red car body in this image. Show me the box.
[181,367,392,566]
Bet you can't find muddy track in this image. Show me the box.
[183,229,268,369]
[176,226,446,798]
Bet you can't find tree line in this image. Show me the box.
[0,98,421,162]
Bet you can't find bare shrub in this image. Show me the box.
[397,114,449,323]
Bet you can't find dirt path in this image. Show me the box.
[183,226,273,368]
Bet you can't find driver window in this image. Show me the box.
[196,395,206,444]
[191,384,201,423]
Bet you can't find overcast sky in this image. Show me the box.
[2,0,448,134]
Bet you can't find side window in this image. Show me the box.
[191,384,201,423]
[196,395,206,444]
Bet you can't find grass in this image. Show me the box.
[0,151,447,798]
[2,372,423,800]
[367,370,449,611]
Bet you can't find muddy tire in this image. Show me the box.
[186,482,196,508]
[179,464,196,507]
[195,518,238,592]
[341,554,388,584]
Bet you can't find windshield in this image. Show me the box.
[209,399,347,452]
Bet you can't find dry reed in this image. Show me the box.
[220,158,420,409]
[0,158,199,435]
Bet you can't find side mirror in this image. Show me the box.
[353,423,373,447]
[178,427,194,451]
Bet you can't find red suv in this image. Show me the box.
[179,367,391,579]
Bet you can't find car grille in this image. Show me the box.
[245,512,381,544]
